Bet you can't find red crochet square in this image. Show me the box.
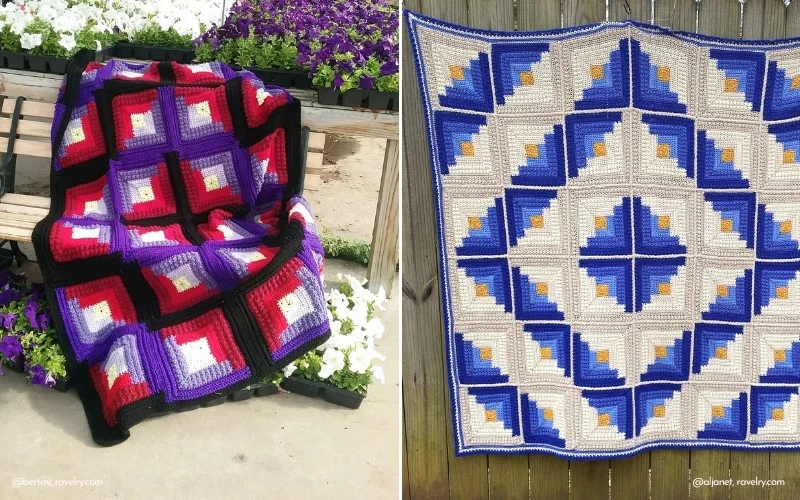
[57,101,106,168]
[179,151,243,214]
[196,209,264,242]
[63,175,114,220]
[241,78,289,128]
[89,333,151,425]
[161,308,246,372]
[49,220,113,263]
[141,251,220,314]
[248,128,288,196]
[116,162,178,221]
[63,275,138,326]
[174,85,233,142]
[217,243,280,280]
[112,89,168,152]
[170,61,226,85]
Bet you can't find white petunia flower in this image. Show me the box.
[371,366,385,384]
[282,362,297,377]
[58,33,76,52]
[317,348,345,379]
[20,32,42,50]
[348,346,373,374]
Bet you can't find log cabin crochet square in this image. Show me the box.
[407,11,800,459]
[33,58,330,446]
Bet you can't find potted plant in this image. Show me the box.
[312,63,340,105]
[280,274,387,409]
[122,24,197,63]
[0,272,68,390]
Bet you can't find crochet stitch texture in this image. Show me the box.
[407,11,800,459]
[32,58,330,446]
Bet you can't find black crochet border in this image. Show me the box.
[30,57,329,446]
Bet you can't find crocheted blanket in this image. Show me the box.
[31,58,330,446]
[407,11,800,459]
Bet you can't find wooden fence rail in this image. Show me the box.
[402,0,800,498]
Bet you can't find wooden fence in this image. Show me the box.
[402,0,800,498]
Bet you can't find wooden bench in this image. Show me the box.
[0,95,316,266]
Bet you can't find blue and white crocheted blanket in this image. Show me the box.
[407,11,800,459]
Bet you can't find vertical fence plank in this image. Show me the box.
[742,0,787,39]
[651,450,690,500]
[690,450,730,500]
[729,452,768,500]
[610,0,652,21]
[401,1,468,497]
[698,0,741,38]
[610,453,650,500]
[654,0,697,31]
[571,461,610,500]
[769,453,800,500]
[446,387,490,500]
[787,1,800,37]
[563,0,607,26]
[517,0,562,30]
[464,3,532,496]
[530,455,570,500]
[467,0,515,29]
[489,455,530,499]
[403,423,411,500]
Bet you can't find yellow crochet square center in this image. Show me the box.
[540,347,552,360]
[780,220,792,234]
[484,409,498,422]
[535,282,549,296]
[595,284,609,297]
[776,286,790,300]
[658,282,671,295]
[519,70,535,86]
[773,408,785,421]
[460,141,475,157]
[594,216,607,230]
[657,66,670,82]
[712,406,726,418]
[715,347,728,360]
[543,408,554,421]
[654,345,668,358]
[784,149,796,164]
[479,347,493,360]
[525,143,540,158]
[775,349,787,362]
[595,350,610,363]
[720,148,735,163]
[724,77,739,92]
[172,276,193,293]
[658,216,670,229]
[720,218,733,232]
[449,65,464,80]
[475,283,489,297]
[597,413,611,426]
[717,285,729,298]
[656,143,671,158]
[530,215,544,229]
[467,216,482,230]
[592,142,607,157]
[653,405,666,418]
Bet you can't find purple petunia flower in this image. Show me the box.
[2,312,17,330]
[24,302,39,330]
[37,312,50,331]
[333,73,345,88]
[0,334,22,360]
[359,75,376,89]
[29,363,54,387]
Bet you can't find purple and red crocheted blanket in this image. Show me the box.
[31,58,330,446]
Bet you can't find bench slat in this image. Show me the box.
[0,225,33,243]
[0,117,51,138]
[0,202,49,217]
[0,193,51,209]
[1,99,55,119]
[0,208,45,223]
[0,216,37,230]
[0,137,51,158]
